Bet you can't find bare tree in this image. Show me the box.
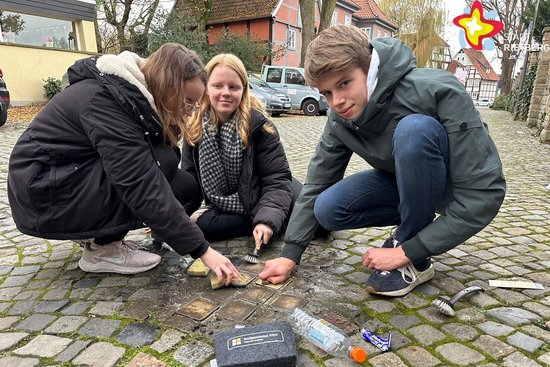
[299,0,316,66]
[96,0,161,53]
[299,0,337,66]
[318,0,337,33]
[0,11,25,35]
[465,0,533,94]
[380,0,446,67]
[170,0,211,30]
[380,0,444,37]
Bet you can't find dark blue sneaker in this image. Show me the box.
[365,262,434,297]
[381,237,432,269]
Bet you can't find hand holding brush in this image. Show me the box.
[244,224,273,264]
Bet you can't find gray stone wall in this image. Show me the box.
[527,27,550,143]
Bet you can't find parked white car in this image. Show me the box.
[474,99,491,107]
[261,65,328,116]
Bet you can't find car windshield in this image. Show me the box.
[249,75,273,89]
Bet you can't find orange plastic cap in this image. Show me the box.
[350,346,367,363]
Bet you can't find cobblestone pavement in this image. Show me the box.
[0,108,549,367]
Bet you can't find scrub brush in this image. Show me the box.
[244,237,262,264]
[432,286,484,316]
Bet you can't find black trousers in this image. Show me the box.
[94,148,197,245]
[195,178,303,243]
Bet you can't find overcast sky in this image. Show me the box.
[443,0,467,55]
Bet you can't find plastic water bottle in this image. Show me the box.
[289,308,367,363]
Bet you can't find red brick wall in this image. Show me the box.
[250,18,270,40]
[229,22,248,35]
[207,0,315,66]
[276,0,299,24]
[208,19,271,45]
[208,25,225,45]
[333,5,354,25]
[272,0,301,66]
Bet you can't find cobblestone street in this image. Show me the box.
[0,108,549,367]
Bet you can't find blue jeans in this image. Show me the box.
[314,114,450,249]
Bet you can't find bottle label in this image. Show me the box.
[226,330,285,350]
[307,319,345,351]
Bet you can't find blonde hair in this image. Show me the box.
[305,25,372,88]
[142,43,207,146]
[185,53,272,147]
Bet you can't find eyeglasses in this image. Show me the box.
[183,100,200,112]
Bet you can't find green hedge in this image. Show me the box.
[492,94,509,110]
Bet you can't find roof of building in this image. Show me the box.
[173,0,397,30]
[447,59,465,74]
[461,48,500,81]
[173,0,280,25]
[338,0,361,11]
[352,0,396,28]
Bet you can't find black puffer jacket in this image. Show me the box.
[7,54,208,258]
[181,110,293,233]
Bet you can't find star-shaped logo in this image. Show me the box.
[453,0,503,50]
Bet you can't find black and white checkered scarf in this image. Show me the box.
[198,113,246,214]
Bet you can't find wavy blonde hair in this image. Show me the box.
[185,53,272,147]
[142,43,207,146]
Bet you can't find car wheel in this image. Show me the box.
[0,107,7,127]
[302,100,319,116]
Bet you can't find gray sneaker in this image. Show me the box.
[78,240,161,274]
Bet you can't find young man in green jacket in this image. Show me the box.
[259,25,506,297]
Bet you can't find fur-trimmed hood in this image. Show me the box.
[96,52,156,112]
[67,52,161,135]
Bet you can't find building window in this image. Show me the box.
[361,27,371,38]
[376,29,381,38]
[331,10,339,26]
[287,28,296,50]
[344,14,352,25]
[0,11,77,50]
[384,32,389,37]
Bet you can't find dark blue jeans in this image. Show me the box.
[314,114,450,249]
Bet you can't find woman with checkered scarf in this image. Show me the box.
[182,54,299,254]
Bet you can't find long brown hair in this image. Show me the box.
[185,53,271,147]
[142,43,207,146]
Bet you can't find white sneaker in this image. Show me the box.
[78,240,161,274]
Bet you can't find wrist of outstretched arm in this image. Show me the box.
[280,242,305,265]
[189,241,209,259]
[401,236,431,264]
